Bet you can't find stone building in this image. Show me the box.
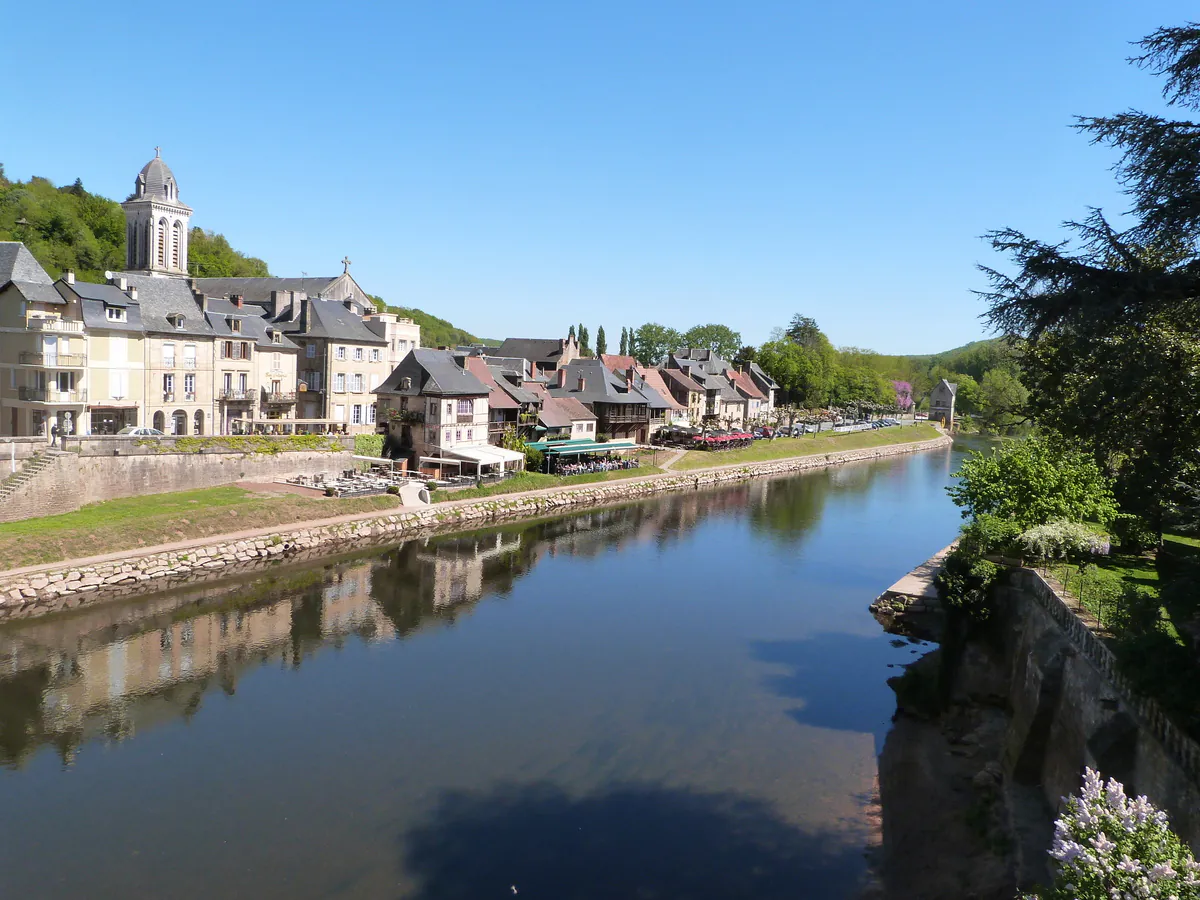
[929,378,957,428]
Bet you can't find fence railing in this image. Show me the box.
[19,352,87,367]
[1016,567,1200,781]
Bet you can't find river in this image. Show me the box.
[0,443,968,899]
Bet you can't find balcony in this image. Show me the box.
[262,391,297,405]
[219,389,254,402]
[19,352,87,367]
[598,406,646,424]
[26,317,84,333]
[19,387,87,403]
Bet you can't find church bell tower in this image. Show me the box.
[121,148,193,275]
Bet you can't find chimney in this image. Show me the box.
[128,286,138,301]
[557,368,568,389]
[232,294,244,309]
[65,269,75,285]
[117,276,128,291]
[626,367,636,390]
[577,374,586,392]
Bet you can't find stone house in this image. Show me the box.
[929,378,957,427]
[658,367,706,426]
[495,335,579,376]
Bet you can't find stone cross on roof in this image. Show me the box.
[155,146,161,158]
[341,256,352,274]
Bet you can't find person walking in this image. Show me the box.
[49,422,59,447]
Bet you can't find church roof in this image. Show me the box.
[132,152,187,205]
[193,276,340,306]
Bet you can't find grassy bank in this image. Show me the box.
[431,465,664,502]
[669,424,942,471]
[0,487,402,570]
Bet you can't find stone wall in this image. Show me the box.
[997,570,1200,852]
[0,447,355,523]
[0,434,953,618]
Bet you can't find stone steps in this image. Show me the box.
[0,450,64,506]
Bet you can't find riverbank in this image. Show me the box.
[0,433,952,620]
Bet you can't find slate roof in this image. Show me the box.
[131,153,189,207]
[192,276,339,306]
[204,297,298,350]
[637,367,686,411]
[934,378,958,397]
[548,359,663,407]
[57,280,146,333]
[0,242,64,305]
[488,368,542,406]
[463,357,519,409]
[495,338,567,366]
[375,349,488,397]
[671,347,733,376]
[119,273,213,336]
[748,362,779,391]
[274,297,385,344]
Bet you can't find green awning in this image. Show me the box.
[545,440,639,455]
[526,438,595,451]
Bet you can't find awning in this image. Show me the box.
[525,438,595,451]
[450,445,525,466]
[545,439,639,455]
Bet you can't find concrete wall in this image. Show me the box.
[0,448,354,523]
[998,570,1200,851]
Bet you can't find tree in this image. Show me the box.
[568,324,576,341]
[979,24,1200,527]
[947,435,1117,529]
[756,340,833,408]
[785,315,824,350]
[619,327,628,356]
[977,368,1029,433]
[631,323,682,367]
[579,325,590,355]
[187,228,270,277]
[732,345,758,369]
[682,324,742,361]
[595,326,607,356]
[829,364,892,407]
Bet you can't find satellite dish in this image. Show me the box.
[103,271,113,280]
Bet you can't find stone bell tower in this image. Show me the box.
[121,148,193,275]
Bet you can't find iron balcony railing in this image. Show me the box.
[262,391,297,405]
[19,387,87,403]
[219,389,253,402]
[19,352,87,367]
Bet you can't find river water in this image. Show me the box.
[0,444,967,899]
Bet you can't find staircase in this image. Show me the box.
[0,449,67,508]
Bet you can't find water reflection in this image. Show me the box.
[0,483,763,769]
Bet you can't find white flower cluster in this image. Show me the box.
[1020,521,1111,561]
[1025,768,1200,899]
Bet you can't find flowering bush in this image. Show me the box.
[1025,768,1200,899]
[1020,520,1111,563]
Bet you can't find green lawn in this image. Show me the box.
[669,424,942,471]
[432,466,664,502]
[0,486,402,570]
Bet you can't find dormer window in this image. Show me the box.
[106,307,126,322]
[271,331,281,344]
[167,313,184,329]
[228,317,241,334]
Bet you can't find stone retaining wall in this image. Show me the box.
[0,435,953,621]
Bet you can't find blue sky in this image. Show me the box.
[3,1,1193,352]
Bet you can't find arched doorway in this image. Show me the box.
[193,410,205,435]
[152,411,165,432]
[172,410,187,436]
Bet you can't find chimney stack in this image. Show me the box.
[577,374,586,392]
[65,269,75,285]
[117,276,128,291]
[128,286,138,301]
[557,368,568,389]
[232,294,244,309]
[626,367,636,390]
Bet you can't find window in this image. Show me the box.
[335,346,346,361]
[183,344,196,369]
[230,318,242,334]
[367,404,376,424]
[466,428,472,440]
[335,404,346,422]
[457,398,472,415]
[105,306,126,322]
[223,373,233,392]
[306,343,316,359]
[370,348,381,362]
[238,373,248,393]
[455,429,461,442]
[162,343,175,367]
[110,370,128,400]
[353,347,363,361]
[273,352,281,370]
[184,373,196,398]
[334,373,346,393]
[271,331,281,344]
[56,371,74,392]
[444,429,451,444]
[240,342,250,359]
[352,373,363,393]
[167,314,184,330]
[370,373,380,390]
[352,405,362,425]
[446,402,453,416]
[587,422,594,432]
[163,373,175,396]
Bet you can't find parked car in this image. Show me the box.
[117,426,166,436]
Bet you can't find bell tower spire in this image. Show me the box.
[121,149,193,275]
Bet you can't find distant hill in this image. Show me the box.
[913,337,1014,381]
[0,167,268,281]
[370,300,492,348]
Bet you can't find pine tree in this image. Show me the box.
[596,325,608,356]
[568,324,576,341]
[619,327,627,356]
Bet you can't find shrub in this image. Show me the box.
[1109,585,1164,638]
[936,545,1001,623]
[386,485,400,495]
[355,434,385,458]
[525,447,544,472]
[1020,520,1110,564]
[324,487,336,497]
[425,480,438,492]
[962,513,1022,556]
[1110,513,1160,554]
[1023,768,1200,899]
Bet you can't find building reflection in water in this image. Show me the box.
[0,475,822,769]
